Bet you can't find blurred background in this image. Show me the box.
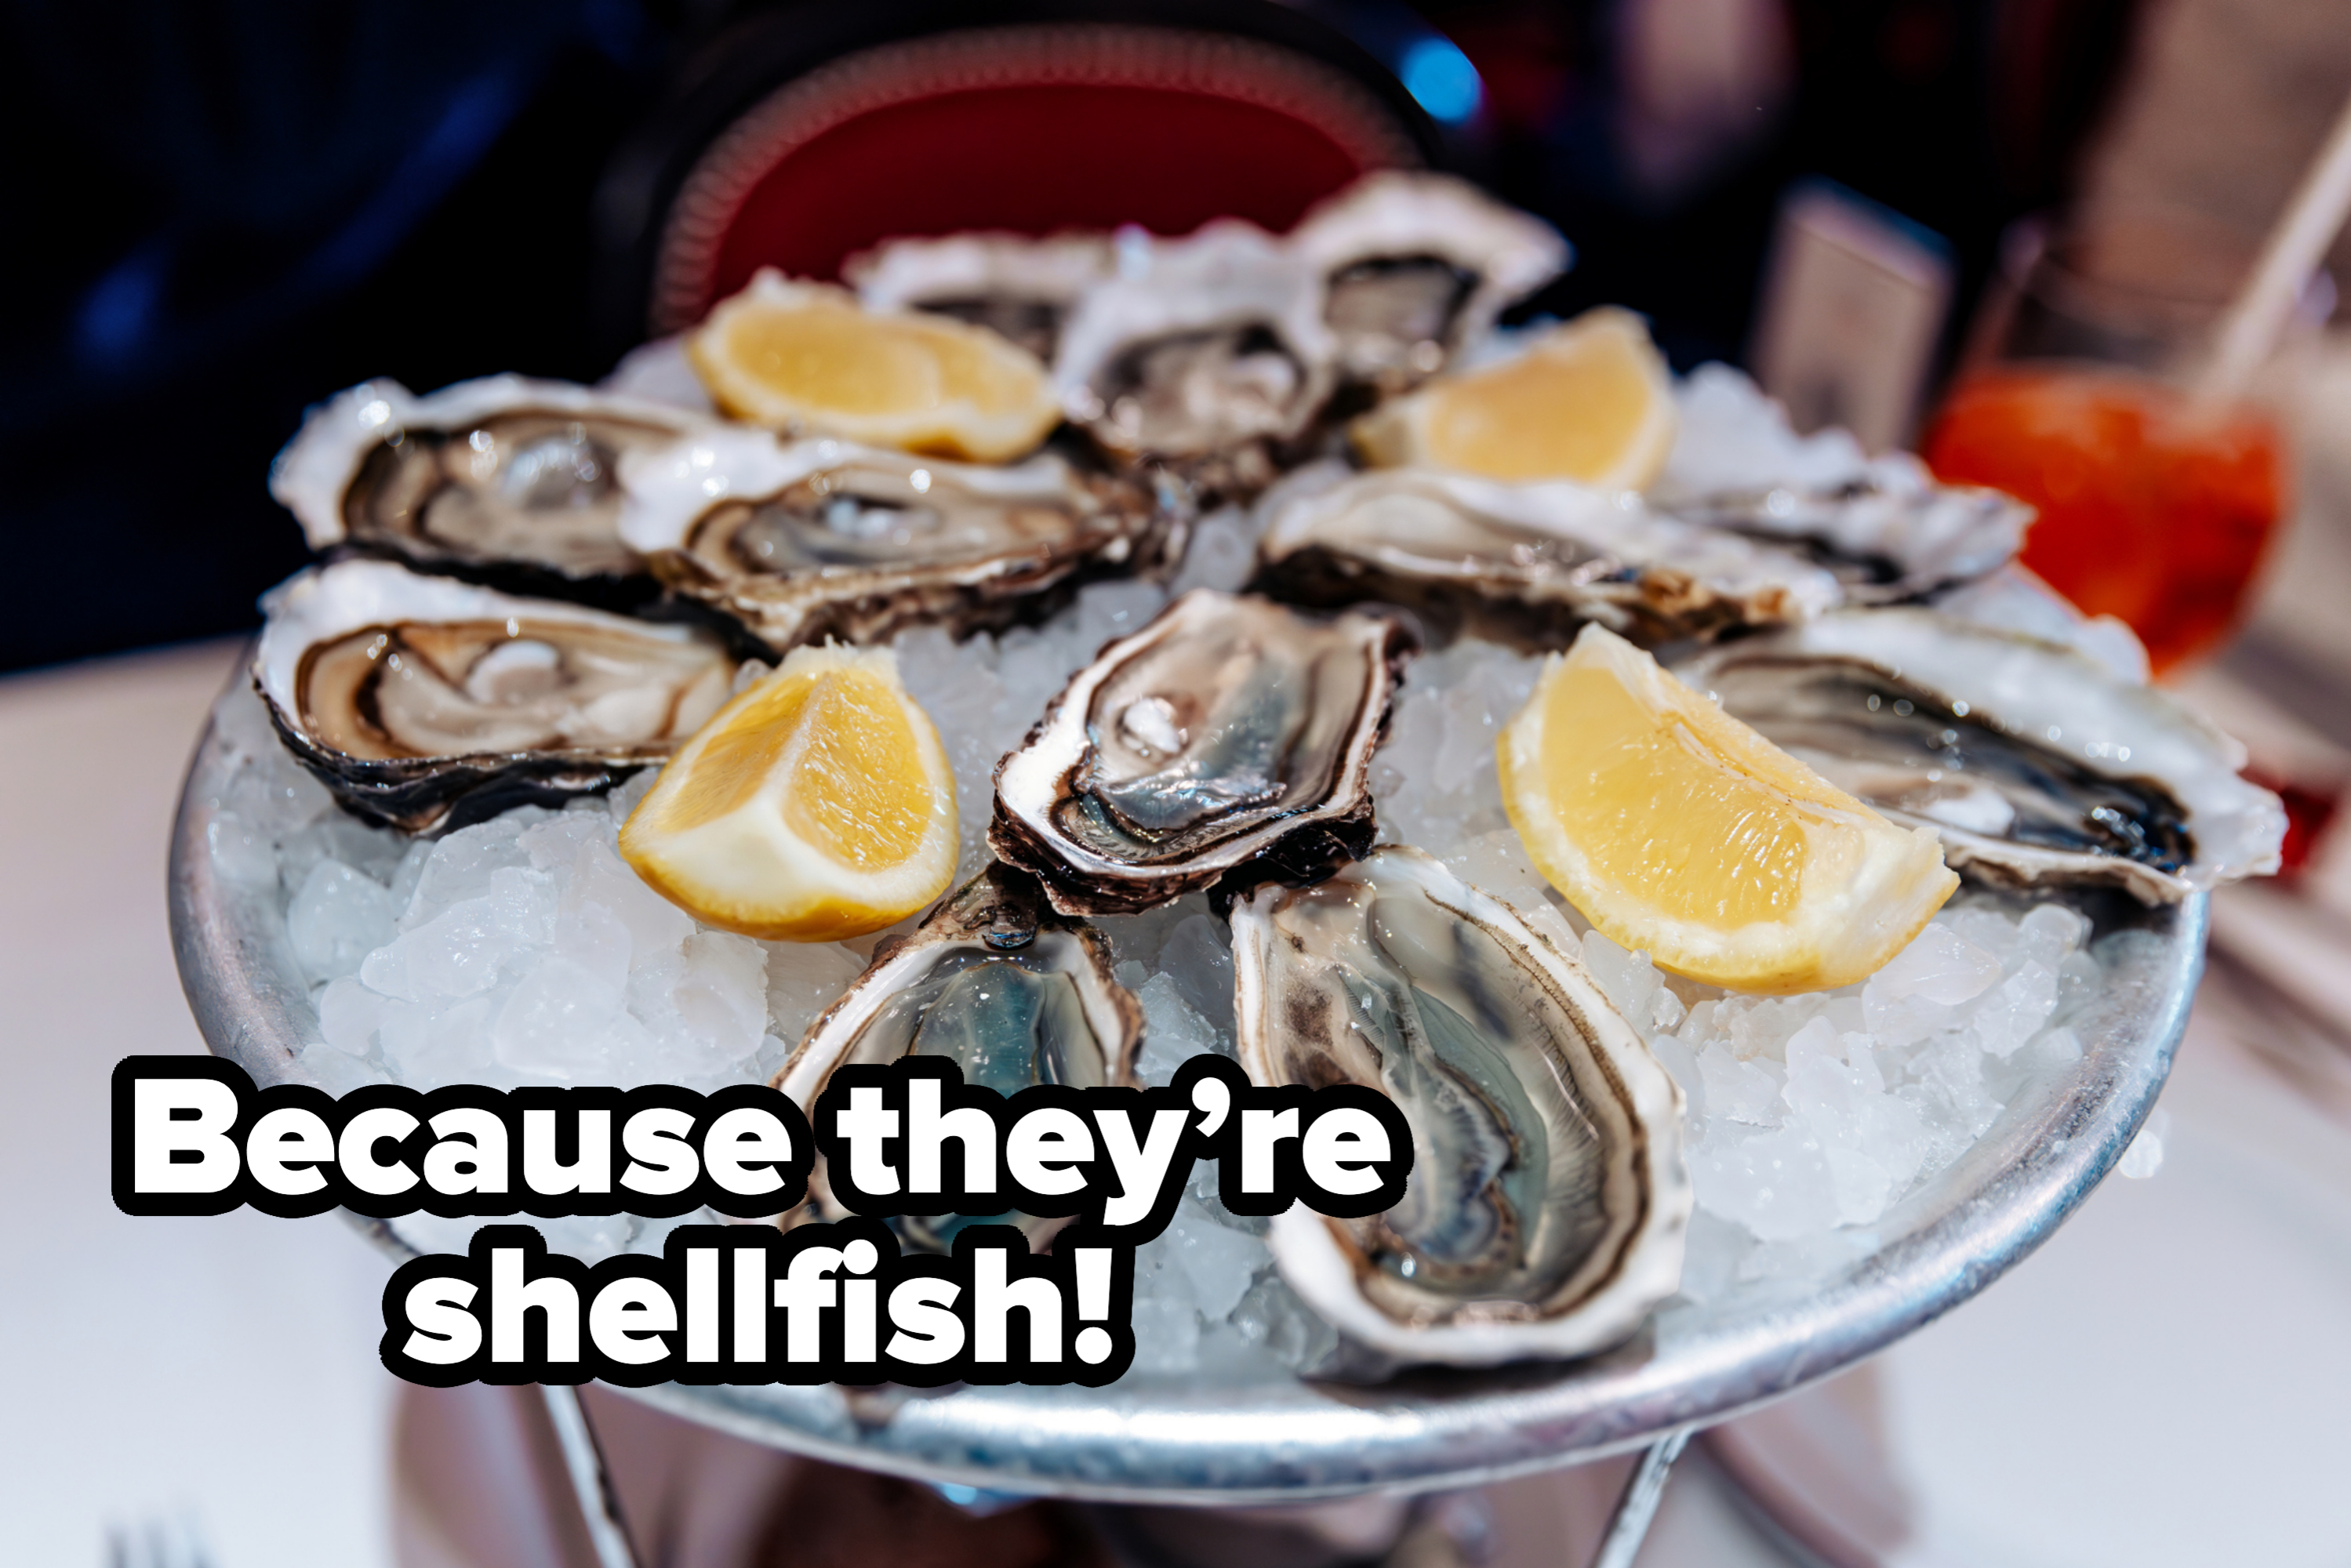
[14,0,2338,672]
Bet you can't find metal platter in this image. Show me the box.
[169,699,2201,1506]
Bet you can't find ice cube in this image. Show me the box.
[1870,922,2003,1007]
[1170,506,1260,594]
[1159,914,1235,1035]
[287,859,398,983]
[1693,1124,1843,1241]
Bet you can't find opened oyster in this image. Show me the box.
[271,376,702,592]
[845,231,1114,361]
[255,559,735,832]
[992,590,1415,915]
[618,426,1168,655]
[1678,609,2285,901]
[1231,848,1689,1366]
[1664,477,2027,605]
[776,864,1142,1250]
[1252,468,1841,648]
[1052,222,1335,482]
[1290,172,1569,391]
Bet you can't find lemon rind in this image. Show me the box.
[619,644,960,943]
[687,270,1059,463]
[1351,306,1678,491]
[1499,626,1957,994]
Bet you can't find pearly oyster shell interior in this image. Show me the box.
[620,427,1167,655]
[1230,847,1689,1366]
[255,559,734,833]
[845,231,1114,361]
[1662,477,2028,606]
[1052,223,1335,474]
[1290,172,1570,391]
[270,376,700,589]
[776,864,1142,1251]
[1252,468,1841,648]
[1678,609,2286,900]
[991,590,1415,915]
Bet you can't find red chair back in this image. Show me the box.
[649,24,1424,332]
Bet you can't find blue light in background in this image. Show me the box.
[1400,37,1483,125]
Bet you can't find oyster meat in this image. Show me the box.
[1677,609,2286,901]
[992,594,1410,921]
[255,559,736,833]
[776,864,1142,1250]
[1231,848,1689,1366]
[992,590,1415,915]
[1052,222,1335,482]
[271,376,703,592]
[1663,476,2027,605]
[618,426,1168,655]
[1252,468,1841,648]
[1289,172,1569,391]
[845,231,1114,361]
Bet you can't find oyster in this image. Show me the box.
[618,426,1168,655]
[270,376,703,593]
[992,590,1415,915]
[776,864,1143,1250]
[1289,172,1569,391]
[845,231,1114,361]
[1677,609,2286,901]
[1252,468,1841,648]
[254,559,735,833]
[1231,848,1689,1366]
[1052,222,1335,481]
[1664,476,2027,605]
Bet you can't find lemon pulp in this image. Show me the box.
[621,644,957,942]
[1499,624,1955,993]
[1354,307,1676,489]
[688,270,1058,462]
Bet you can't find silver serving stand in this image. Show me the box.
[169,710,2201,1567]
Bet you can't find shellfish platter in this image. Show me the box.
[178,172,2280,1491]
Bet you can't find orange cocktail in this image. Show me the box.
[1921,367,2287,677]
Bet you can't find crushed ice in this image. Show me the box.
[212,365,2121,1356]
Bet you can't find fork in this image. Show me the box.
[104,1515,213,1568]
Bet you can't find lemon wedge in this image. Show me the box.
[619,644,958,942]
[1353,307,1677,488]
[1499,624,1955,993]
[688,270,1059,462]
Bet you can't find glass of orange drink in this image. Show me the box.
[1920,210,2309,677]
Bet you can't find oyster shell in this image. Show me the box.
[991,590,1416,915]
[1252,468,1841,648]
[1664,476,2027,605]
[1231,847,1689,1366]
[618,426,1168,655]
[1052,222,1335,482]
[845,231,1114,361]
[1290,172,1569,391]
[270,376,703,593]
[1677,609,2286,901]
[776,863,1143,1250]
[254,559,735,833]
